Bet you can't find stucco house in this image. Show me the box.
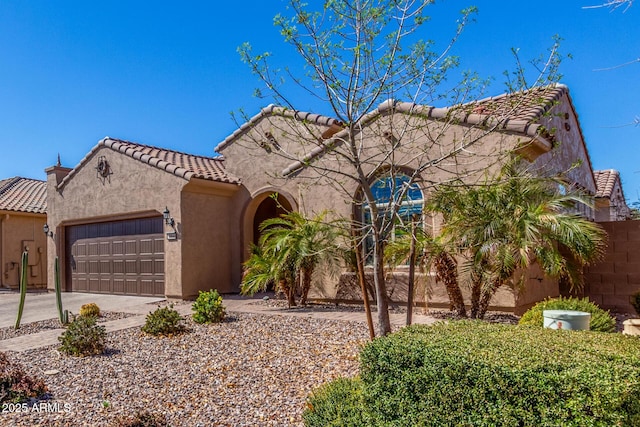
[44,84,630,313]
[593,169,631,221]
[45,139,242,299]
[0,177,47,290]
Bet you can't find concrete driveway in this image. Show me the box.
[0,291,165,328]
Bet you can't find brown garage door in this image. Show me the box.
[66,217,165,296]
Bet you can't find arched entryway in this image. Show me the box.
[252,193,293,245]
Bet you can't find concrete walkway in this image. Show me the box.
[0,292,437,352]
[0,291,165,328]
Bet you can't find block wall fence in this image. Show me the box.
[581,220,640,314]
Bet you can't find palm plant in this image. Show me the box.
[430,161,607,319]
[385,226,467,317]
[241,244,296,306]
[241,210,342,306]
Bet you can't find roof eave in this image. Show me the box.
[216,105,343,153]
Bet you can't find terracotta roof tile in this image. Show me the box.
[57,138,240,190]
[282,85,568,176]
[0,177,47,214]
[216,104,342,152]
[594,169,620,198]
[457,84,566,122]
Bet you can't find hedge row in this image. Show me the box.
[304,322,640,427]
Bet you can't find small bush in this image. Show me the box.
[192,289,226,324]
[113,410,167,426]
[307,322,640,427]
[142,304,185,336]
[0,352,47,403]
[58,315,106,357]
[303,377,367,427]
[79,302,101,318]
[519,296,616,332]
[631,290,640,316]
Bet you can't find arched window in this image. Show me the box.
[362,172,424,260]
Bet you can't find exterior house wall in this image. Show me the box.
[530,94,597,199]
[582,220,640,313]
[180,181,239,297]
[595,180,630,221]
[333,263,558,315]
[220,106,577,312]
[46,146,186,297]
[0,212,47,289]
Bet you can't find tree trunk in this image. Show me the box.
[300,267,313,306]
[279,279,296,308]
[372,240,392,336]
[470,274,482,319]
[434,252,466,317]
[406,220,417,326]
[352,224,375,341]
[476,280,500,319]
[288,282,297,307]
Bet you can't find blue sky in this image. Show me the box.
[1,1,638,202]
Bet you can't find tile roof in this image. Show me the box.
[216,105,342,153]
[282,84,568,175]
[0,177,47,214]
[57,137,240,190]
[594,169,621,198]
[454,84,567,123]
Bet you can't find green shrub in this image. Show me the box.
[519,296,616,332]
[113,410,167,426]
[79,302,101,318]
[631,290,640,316]
[58,315,106,357]
[142,304,185,336]
[0,352,47,403]
[192,289,226,324]
[306,322,640,427]
[303,377,367,427]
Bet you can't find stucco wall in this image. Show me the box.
[181,181,239,297]
[0,213,47,289]
[330,264,558,315]
[46,146,186,296]
[219,100,593,311]
[530,94,597,199]
[594,180,630,222]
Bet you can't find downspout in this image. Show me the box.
[0,213,8,288]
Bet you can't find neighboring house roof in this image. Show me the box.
[216,105,343,153]
[281,84,571,175]
[594,169,623,199]
[0,177,47,214]
[57,137,241,190]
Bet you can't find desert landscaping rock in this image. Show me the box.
[3,312,368,426]
[0,311,135,340]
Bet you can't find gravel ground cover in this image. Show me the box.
[256,298,633,331]
[255,298,521,324]
[0,312,136,340]
[2,312,368,426]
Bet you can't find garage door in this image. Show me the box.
[66,217,165,296]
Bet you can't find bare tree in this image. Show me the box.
[233,0,562,336]
[583,0,633,11]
